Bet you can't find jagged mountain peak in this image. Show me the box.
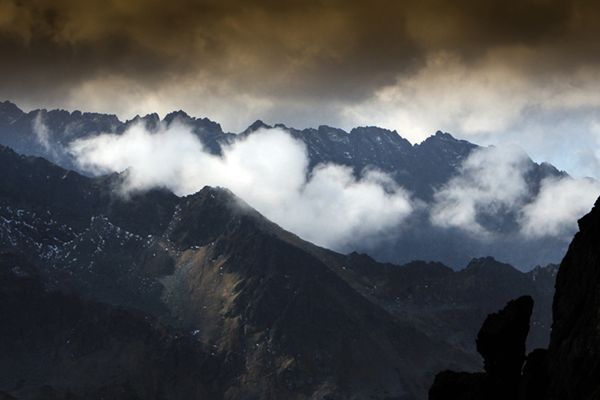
[170,185,300,252]
[162,110,223,133]
[0,100,24,120]
[242,119,272,134]
[144,112,160,121]
[350,125,413,148]
[181,186,255,217]
[417,130,475,148]
[434,130,454,138]
[0,100,20,109]
[126,112,159,123]
[315,124,347,134]
[163,109,191,122]
[350,125,395,135]
[463,257,521,274]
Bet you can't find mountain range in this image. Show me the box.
[0,100,571,269]
[0,143,558,400]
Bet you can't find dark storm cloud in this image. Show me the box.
[2,0,597,99]
[2,0,600,169]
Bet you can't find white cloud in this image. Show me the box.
[341,50,600,182]
[343,50,600,142]
[342,51,535,143]
[64,74,278,133]
[32,112,53,152]
[430,145,532,236]
[430,144,600,239]
[69,124,415,249]
[520,177,600,238]
[68,123,600,250]
[70,122,211,194]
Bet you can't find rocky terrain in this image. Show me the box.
[547,196,600,399]
[0,250,219,400]
[0,144,559,399]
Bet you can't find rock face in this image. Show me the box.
[547,197,600,400]
[476,296,533,398]
[429,296,533,400]
[519,348,549,400]
[0,250,218,400]
[430,197,600,400]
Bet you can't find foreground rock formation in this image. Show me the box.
[430,198,600,399]
[429,296,533,400]
[548,197,600,400]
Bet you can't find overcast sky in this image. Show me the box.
[2,0,600,177]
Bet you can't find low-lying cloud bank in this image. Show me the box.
[68,122,600,251]
[431,145,600,239]
[520,177,600,238]
[431,145,532,237]
[70,124,414,249]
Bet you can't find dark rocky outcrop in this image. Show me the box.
[429,296,533,400]
[429,371,487,400]
[476,296,533,398]
[519,349,549,400]
[547,197,600,400]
